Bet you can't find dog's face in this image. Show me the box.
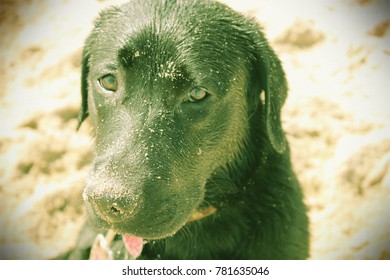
[80,0,287,239]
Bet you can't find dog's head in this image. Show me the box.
[79,0,287,239]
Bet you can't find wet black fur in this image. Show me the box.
[66,0,309,259]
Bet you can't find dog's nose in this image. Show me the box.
[83,185,141,223]
[104,197,139,221]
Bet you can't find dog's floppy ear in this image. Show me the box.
[77,49,90,130]
[251,26,288,153]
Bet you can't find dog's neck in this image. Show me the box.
[229,106,273,184]
[203,107,276,210]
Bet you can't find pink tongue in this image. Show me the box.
[122,235,143,259]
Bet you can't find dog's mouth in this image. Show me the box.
[89,206,217,260]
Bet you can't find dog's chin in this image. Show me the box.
[111,222,184,240]
[114,207,217,239]
[86,205,193,240]
[88,205,216,240]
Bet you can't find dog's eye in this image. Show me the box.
[188,87,209,102]
[98,74,118,92]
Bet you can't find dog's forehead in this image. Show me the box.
[88,0,255,90]
[117,31,195,89]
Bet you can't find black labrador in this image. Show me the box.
[67,0,309,259]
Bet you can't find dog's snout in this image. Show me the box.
[83,181,141,223]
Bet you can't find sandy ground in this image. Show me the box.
[0,0,389,260]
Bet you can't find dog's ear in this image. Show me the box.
[77,49,90,130]
[251,26,288,153]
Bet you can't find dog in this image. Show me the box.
[65,0,309,259]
